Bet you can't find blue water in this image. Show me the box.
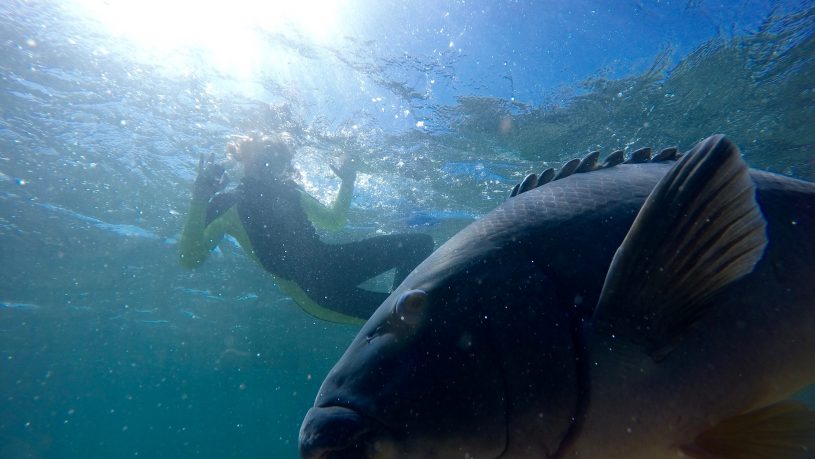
[1,0,814,457]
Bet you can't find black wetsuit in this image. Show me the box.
[206,176,433,319]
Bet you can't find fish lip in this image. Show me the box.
[299,405,390,459]
[314,396,398,435]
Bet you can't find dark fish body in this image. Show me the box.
[300,137,815,459]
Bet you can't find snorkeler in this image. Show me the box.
[179,132,434,324]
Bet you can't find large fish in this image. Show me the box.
[299,135,815,459]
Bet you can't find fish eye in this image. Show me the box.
[394,289,428,326]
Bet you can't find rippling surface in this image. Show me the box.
[1,1,813,457]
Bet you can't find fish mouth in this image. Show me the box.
[299,405,391,459]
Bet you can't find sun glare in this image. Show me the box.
[71,0,344,80]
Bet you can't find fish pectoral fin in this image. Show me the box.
[682,401,815,459]
[592,134,768,356]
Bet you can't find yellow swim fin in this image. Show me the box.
[276,277,366,326]
[683,401,815,459]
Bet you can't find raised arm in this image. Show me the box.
[301,157,357,231]
[179,156,230,268]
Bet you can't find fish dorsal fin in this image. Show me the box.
[510,142,684,199]
[682,401,815,459]
[593,134,768,355]
[576,151,600,173]
[518,173,538,194]
[652,146,678,162]
[537,167,556,186]
[510,169,548,197]
[624,147,652,164]
[602,150,625,168]
[509,182,520,198]
[509,183,521,198]
[554,158,581,180]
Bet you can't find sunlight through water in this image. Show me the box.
[70,0,346,82]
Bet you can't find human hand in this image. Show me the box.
[193,154,228,199]
[330,155,357,182]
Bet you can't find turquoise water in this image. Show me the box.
[1,1,813,457]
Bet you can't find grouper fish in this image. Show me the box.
[299,135,815,459]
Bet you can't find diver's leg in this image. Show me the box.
[331,233,434,288]
[319,287,389,319]
[302,234,433,319]
[390,233,434,286]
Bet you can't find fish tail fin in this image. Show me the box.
[683,401,815,459]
